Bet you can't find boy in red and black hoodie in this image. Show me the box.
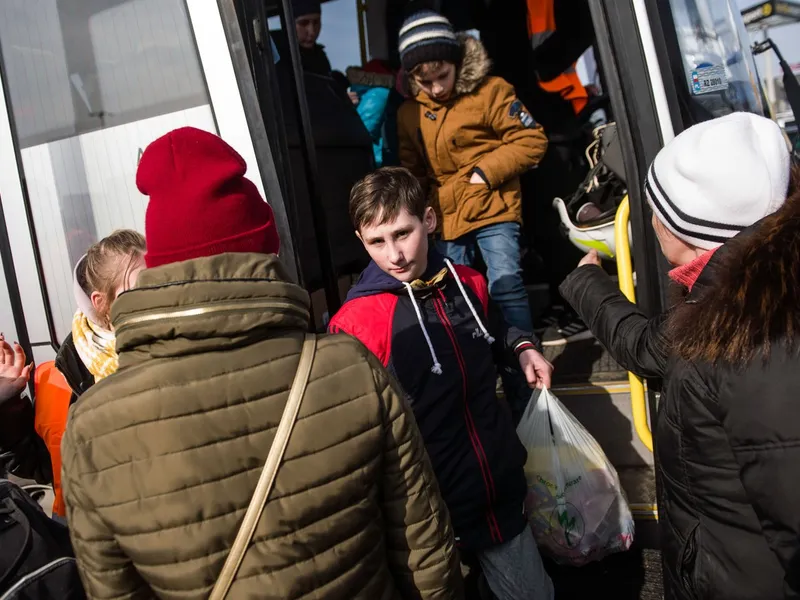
[329,167,554,599]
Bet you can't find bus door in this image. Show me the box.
[0,0,292,363]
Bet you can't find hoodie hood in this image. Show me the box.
[346,249,448,302]
[408,34,491,102]
[343,249,494,375]
[73,254,101,325]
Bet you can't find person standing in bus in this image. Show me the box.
[329,167,555,600]
[60,127,463,600]
[560,112,800,600]
[396,10,548,421]
[271,0,331,77]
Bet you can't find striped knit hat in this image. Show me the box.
[398,10,460,72]
[645,112,790,250]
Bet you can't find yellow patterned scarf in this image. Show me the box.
[408,268,448,290]
[71,310,118,382]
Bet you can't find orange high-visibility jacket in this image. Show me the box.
[527,0,589,114]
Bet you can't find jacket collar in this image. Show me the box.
[409,34,491,108]
[668,249,717,295]
[111,253,310,367]
[345,248,449,302]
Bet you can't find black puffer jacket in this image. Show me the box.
[560,209,800,600]
[54,333,94,404]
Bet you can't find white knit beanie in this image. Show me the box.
[645,112,790,250]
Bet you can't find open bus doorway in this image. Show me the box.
[375,0,769,348]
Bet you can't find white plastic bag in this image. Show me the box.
[516,387,635,566]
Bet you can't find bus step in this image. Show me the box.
[544,339,628,385]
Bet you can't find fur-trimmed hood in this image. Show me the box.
[669,183,800,365]
[407,34,491,101]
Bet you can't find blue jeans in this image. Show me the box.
[437,223,533,422]
[436,222,533,332]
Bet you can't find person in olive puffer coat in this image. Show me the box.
[561,113,800,600]
[60,127,463,600]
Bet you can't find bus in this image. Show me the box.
[0,0,770,596]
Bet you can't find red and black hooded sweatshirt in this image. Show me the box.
[329,250,538,551]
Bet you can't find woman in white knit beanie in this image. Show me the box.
[561,112,799,600]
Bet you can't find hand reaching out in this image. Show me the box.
[579,249,602,268]
[0,335,32,404]
[518,348,553,389]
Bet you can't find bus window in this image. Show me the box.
[0,0,215,343]
[667,0,765,119]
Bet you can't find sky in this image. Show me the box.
[312,0,800,74]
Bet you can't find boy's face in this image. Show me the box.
[412,62,456,102]
[357,207,437,283]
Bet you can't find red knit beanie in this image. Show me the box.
[136,127,280,268]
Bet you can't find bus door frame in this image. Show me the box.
[224,0,342,318]
[588,0,692,589]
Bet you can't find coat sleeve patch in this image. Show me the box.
[508,99,537,128]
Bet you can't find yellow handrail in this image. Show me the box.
[614,196,654,453]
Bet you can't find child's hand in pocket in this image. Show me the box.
[469,171,487,185]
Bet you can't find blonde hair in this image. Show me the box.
[84,229,146,327]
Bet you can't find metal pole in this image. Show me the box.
[279,0,341,315]
[217,0,302,283]
[764,27,777,112]
[357,0,368,66]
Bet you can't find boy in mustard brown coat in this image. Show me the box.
[397,10,548,417]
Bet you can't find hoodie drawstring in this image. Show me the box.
[444,259,495,344]
[403,282,443,375]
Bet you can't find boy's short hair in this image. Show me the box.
[409,60,445,78]
[349,167,428,231]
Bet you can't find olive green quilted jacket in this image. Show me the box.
[61,253,463,600]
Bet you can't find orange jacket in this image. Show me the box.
[33,362,72,517]
[527,0,588,115]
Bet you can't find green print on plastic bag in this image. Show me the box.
[549,502,585,550]
[558,509,577,547]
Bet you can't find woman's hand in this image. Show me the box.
[579,249,602,268]
[0,335,32,404]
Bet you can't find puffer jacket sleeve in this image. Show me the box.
[367,352,464,600]
[61,427,152,599]
[473,79,548,189]
[718,362,800,599]
[560,265,667,378]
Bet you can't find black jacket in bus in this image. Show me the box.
[560,213,800,600]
